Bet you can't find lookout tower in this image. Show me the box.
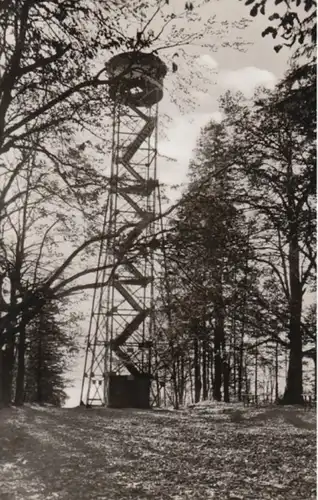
[80,52,167,408]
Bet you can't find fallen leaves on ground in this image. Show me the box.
[0,404,316,499]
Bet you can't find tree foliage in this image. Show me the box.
[157,60,316,406]
[239,0,316,54]
[24,302,78,407]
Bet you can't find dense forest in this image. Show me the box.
[0,0,316,409]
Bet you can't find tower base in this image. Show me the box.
[108,374,151,409]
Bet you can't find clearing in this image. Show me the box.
[0,403,316,500]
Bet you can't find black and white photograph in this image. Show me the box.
[0,1,316,499]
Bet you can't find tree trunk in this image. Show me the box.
[37,331,43,404]
[274,342,279,402]
[202,338,208,400]
[283,334,303,404]
[231,315,237,398]
[163,367,167,407]
[209,346,214,396]
[283,236,303,405]
[15,319,27,406]
[194,337,201,403]
[0,338,15,407]
[154,352,161,407]
[178,352,185,406]
[238,237,249,401]
[244,363,250,395]
[254,349,258,404]
[213,311,223,401]
[189,355,194,404]
[0,351,3,406]
[223,359,230,402]
[314,357,317,399]
[237,328,244,402]
[238,297,247,402]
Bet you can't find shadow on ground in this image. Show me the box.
[0,405,316,500]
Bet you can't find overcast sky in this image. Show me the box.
[65,0,291,407]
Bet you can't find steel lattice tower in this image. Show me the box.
[80,52,167,407]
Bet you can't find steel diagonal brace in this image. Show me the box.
[113,280,143,312]
[118,190,150,217]
[119,159,144,182]
[112,212,153,310]
[112,347,141,377]
[116,212,154,260]
[119,115,155,182]
[113,257,147,282]
[122,118,155,163]
[112,310,149,348]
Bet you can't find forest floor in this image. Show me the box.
[0,402,316,500]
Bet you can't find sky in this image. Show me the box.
[155,0,290,193]
[65,0,292,407]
